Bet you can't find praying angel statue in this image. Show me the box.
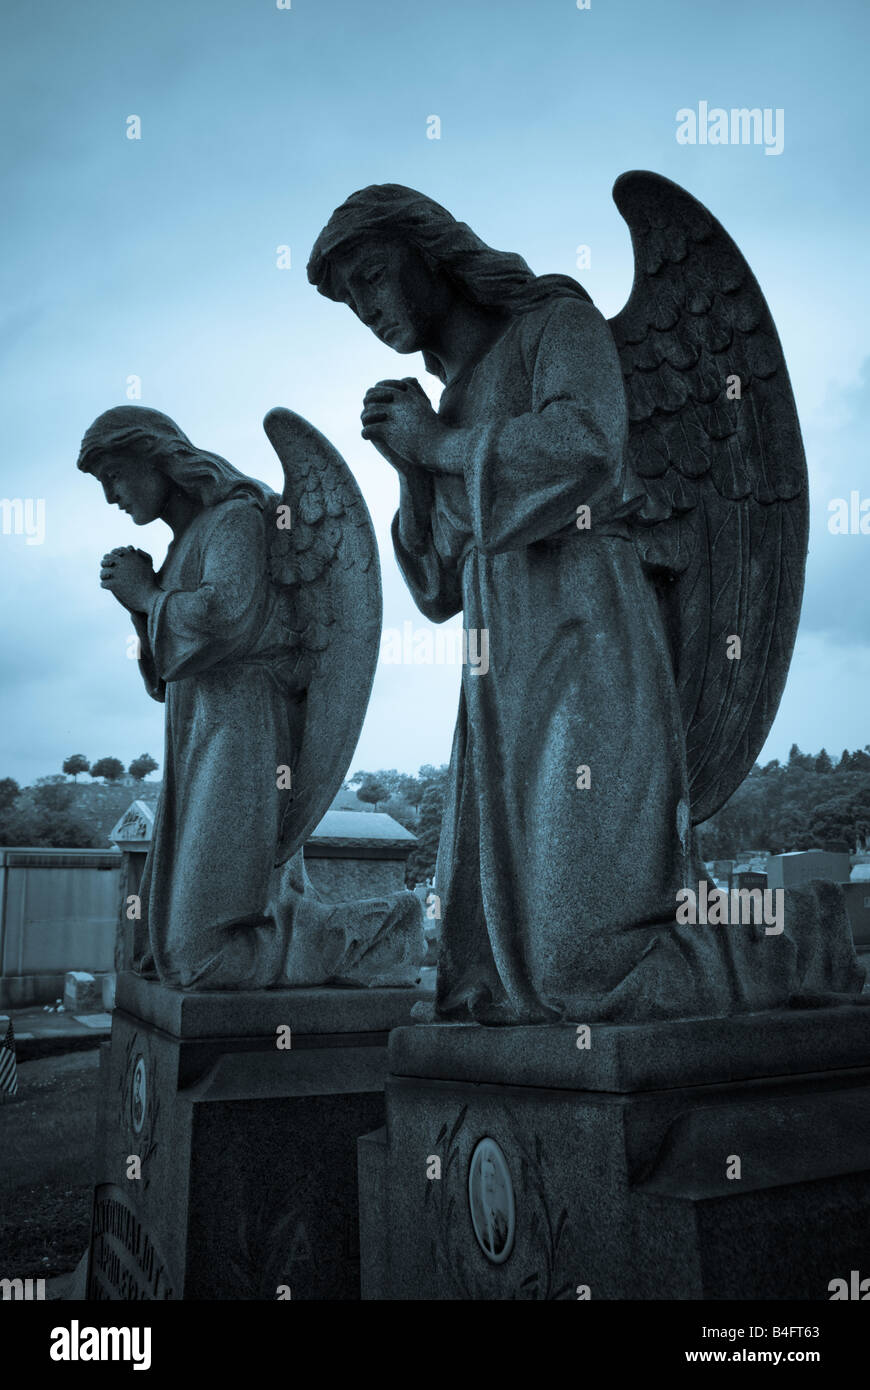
[79,405,422,990]
[308,173,865,1024]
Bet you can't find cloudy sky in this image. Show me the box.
[1,0,868,789]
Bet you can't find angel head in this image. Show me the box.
[307,184,591,381]
[77,406,269,524]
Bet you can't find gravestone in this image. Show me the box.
[64,971,104,1014]
[360,1005,870,1299]
[88,973,428,1300]
[767,850,852,890]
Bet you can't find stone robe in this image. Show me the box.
[133,493,420,989]
[393,297,863,1022]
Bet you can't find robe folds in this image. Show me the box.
[132,494,420,990]
[392,297,863,1023]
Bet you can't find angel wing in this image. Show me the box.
[608,171,809,825]
[263,407,381,863]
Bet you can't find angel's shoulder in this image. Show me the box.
[198,494,271,553]
[209,493,268,524]
[517,294,610,360]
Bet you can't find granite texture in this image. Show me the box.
[78,406,422,990]
[364,1018,870,1299]
[357,1127,389,1302]
[88,980,423,1300]
[306,177,852,1026]
[390,1002,870,1094]
[303,855,408,903]
[117,971,426,1040]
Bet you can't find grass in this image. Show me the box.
[0,1050,100,1279]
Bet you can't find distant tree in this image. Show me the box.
[349,768,405,800]
[128,753,159,781]
[788,743,814,771]
[835,749,852,772]
[406,780,446,885]
[814,749,833,775]
[0,778,96,848]
[397,773,423,810]
[0,778,19,812]
[63,753,90,781]
[354,775,391,811]
[91,756,125,783]
[791,832,820,852]
[379,794,417,833]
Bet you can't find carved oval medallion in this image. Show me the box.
[468,1137,515,1264]
[130,1054,147,1135]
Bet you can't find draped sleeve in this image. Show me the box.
[391,469,463,624]
[444,298,638,555]
[138,498,269,690]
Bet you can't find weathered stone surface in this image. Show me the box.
[304,810,416,902]
[365,1008,870,1299]
[117,971,429,1039]
[88,977,427,1300]
[390,1002,870,1094]
[63,970,103,1014]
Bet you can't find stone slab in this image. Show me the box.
[371,1047,870,1299]
[89,976,426,1300]
[64,971,105,1014]
[116,971,428,1040]
[390,1004,870,1093]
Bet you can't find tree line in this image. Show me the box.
[5,742,863,870]
[697,744,870,860]
[0,753,160,848]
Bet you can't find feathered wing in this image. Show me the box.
[263,408,381,863]
[608,171,809,825]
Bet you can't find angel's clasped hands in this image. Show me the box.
[100,546,158,613]
[361,378,461,476]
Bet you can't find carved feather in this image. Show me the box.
[608,171,809,824]
[262,407,382,863]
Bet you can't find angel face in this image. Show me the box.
[328,237,453,354]
[92,453,172,525]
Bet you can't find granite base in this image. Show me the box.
[360,1007,870,1299]
[86,972,425,1300]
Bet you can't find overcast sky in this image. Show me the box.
[1,0,868,788]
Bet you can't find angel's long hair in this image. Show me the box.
[76,406,272,509]
[307,184,592,381]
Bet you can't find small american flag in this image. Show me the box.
[0,1017,18,1096]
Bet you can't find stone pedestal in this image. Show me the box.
[360,1007,870,1300]
[87,972,425,1301]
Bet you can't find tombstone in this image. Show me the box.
[730,867,767,893]
[109,800,155,974]
[88,975,426,1300]
[64,971,104,1014]
[767,849,852,891]
[360,998,870,1299]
